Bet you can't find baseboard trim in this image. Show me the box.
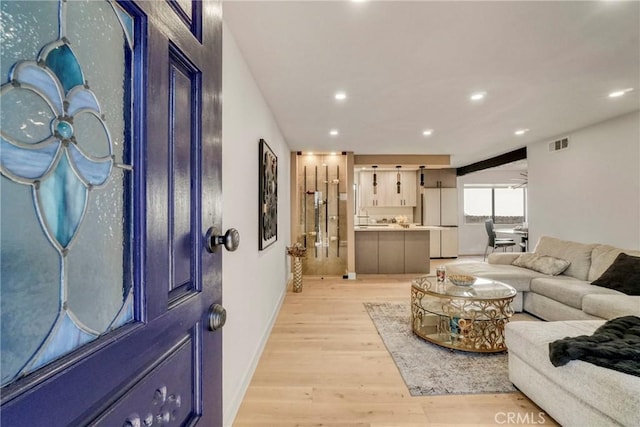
[223,279,288,426]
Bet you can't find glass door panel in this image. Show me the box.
[0,0,134,387]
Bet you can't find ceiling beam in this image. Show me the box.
[456,147,527,176]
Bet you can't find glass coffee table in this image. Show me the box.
[410,276,516,353]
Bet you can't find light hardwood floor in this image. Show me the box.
[233,262,558,426]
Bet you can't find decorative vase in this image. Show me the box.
[292,256,303,293]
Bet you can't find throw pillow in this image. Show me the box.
[512,253,571,276]
[591,253,640,296]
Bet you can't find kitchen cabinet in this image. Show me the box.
[378,232,405,274]
[386,171,417,207]
[355,229,430,274]
[404,231,430,273]
[423,187,458,258]
[440,228,459,258]
[423,187,457,226]
[355,231,379,273]
[359,171,417,207]
[359,171,385,207]
[422,168,456,188]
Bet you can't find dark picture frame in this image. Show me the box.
[259,138,277,250]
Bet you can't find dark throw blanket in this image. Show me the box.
[548,315,640,377]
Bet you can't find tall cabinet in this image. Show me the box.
[422,169,458,258]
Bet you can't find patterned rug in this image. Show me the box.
[364,302,516,396]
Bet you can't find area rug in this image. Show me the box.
[364,302,516,396]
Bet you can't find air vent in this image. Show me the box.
[549,137,569,152]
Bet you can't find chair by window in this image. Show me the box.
[484,219,516,260]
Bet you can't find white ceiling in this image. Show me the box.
[223,1,640,167]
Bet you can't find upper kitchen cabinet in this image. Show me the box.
[384,170,417,207]
[359,170,385,207]
[402,171,418,206]
[359,170,417,207]
[423,168,457,188]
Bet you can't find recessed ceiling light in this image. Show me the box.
[608,88,634,98]
[470,91,487,101]
[334,91,347,101]
[422,129,434,136]
[329,129,339,136]
[514,129,529,136]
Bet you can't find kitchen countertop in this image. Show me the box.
[354,224,453,232]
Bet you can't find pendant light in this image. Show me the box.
[372,165,378,195]
[396,165,401,194]
[419,165,425,187]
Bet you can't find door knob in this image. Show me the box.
[205,227,239,253]
[208,303,226,331]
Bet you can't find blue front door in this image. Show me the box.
[0,0,223,425]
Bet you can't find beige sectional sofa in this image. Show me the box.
[446,236,640,320]
[505,320,640,426]
[447,236,640,426]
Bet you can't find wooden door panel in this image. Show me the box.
[168,45,199,296]
[92,330,199,426]
[0,0,222,425]
[1,301,202,425]
[167,0,202,41]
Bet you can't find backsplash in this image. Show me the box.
[356,206,415,224]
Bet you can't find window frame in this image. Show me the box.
[463,184,527,225]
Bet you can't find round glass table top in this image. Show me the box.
[412,276,517,300]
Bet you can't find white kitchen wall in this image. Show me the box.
[222,23,291,426]
[457,170,527,255]
[528,111,640,249]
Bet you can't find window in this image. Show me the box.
[463,188,492,224]
[464,185,526,224]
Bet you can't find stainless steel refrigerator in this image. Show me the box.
[422,188,459,258]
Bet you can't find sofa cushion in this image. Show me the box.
[530,277,623,310]
[533,236,596,281]
[445,262,546,292]
[505,320,640,427]
[487,252,521,265]
[512,253,570,276]
[590,253,640,296]
[588,245,640,282]
[582,295,640,320]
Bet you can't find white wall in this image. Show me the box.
[222,23,291,426]
[528,111,640,249]
[457,170,527,255]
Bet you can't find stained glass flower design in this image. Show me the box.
[0,39,113,250]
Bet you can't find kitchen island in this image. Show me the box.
[354,224,449,274]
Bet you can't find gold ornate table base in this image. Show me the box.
[411,277,515,353]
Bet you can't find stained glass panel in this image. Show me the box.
[0,1,58,80]
[0,0,135,387]
[0,87,54,144]
[67,166,132,333]
[0,179,60,385]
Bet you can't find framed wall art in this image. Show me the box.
[259,138,277,250]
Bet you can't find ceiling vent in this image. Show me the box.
[548,137,569,152]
